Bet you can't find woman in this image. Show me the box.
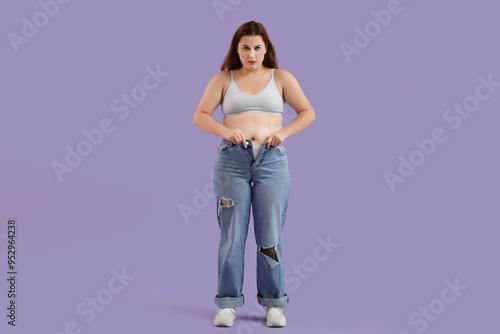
[193,21,316,327]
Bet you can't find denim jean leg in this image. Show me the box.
[251,144,291,308]
[213,139,252,308]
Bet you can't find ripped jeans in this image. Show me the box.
[213,138,291,309]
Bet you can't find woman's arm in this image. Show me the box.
[193,71,230,138]
[194,112,230,138]
[276,69,316,139]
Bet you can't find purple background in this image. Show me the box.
[1,0,499,333]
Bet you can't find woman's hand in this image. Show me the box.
[223,128,247,148]
[265,130,287,147]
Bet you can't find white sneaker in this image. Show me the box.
[213,307,237,326]
[265,306,286,327]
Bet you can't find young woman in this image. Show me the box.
[193,21,316,327]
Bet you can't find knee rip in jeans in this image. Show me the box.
[218,198,233,217]
[259,245,278,263]
[220,198,234,207]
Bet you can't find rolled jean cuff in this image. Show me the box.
[214,294,244,308]
[257,293,289,308]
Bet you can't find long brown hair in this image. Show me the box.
[220,21,278,71]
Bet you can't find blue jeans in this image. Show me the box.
[213,138,291,309]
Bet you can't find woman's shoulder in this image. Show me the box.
[207,70,232,86]
[275,68,293,77]
[274,68,297,87]
[214,69,232,77]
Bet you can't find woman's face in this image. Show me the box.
[237,35,267,68]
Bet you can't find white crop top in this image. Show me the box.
[221,68,284,117]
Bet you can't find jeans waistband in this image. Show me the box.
[221,138,269,147]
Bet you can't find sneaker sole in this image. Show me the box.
[214,322,234,327]
[214,316,236,327]
[266,320,286,327]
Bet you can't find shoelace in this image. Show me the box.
[218,308,235,315]
[265,306,283,316]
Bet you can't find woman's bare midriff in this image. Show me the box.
[223,112,283,145]
[221,68,285,145]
